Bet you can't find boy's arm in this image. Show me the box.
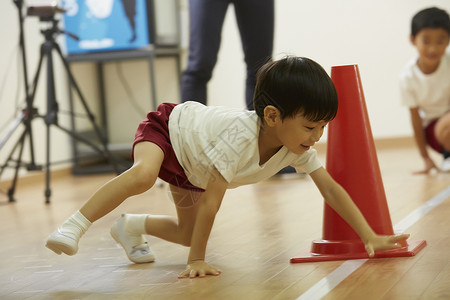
[409,107,438,174]
[178,167,228,278]
[310,167,409,256]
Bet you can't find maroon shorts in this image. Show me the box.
[132,103,204,192]
[425,119,443,153]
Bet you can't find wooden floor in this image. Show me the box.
[0,145,449,300]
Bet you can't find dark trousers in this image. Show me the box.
[181,0,274,109]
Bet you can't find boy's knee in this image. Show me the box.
[179,234,192,247]
[125,163,159,192]
[178,226,194,247]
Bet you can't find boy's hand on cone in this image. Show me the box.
[178,260,222,279]
[364,233,410,257]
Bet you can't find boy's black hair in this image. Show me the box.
[253,56,338,122]
[411,7,450,37]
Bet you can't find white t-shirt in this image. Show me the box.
[399,52,450,126]
[168,102,322,189]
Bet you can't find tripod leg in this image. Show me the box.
[0,120,24,176]
[54,43,120,174]
[0,117,44,203]
[24,109,40,171]
[24,43,46,171]
[43,39,58,204]
[0,115,23,150]
[0,45,46,203]
[3,128,28,203]
[51,124,112,156]
[45,122,51,204]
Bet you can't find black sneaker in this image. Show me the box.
[276,166,297,175]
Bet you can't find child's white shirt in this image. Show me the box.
[168,101,322,189]
[399,52,450,126]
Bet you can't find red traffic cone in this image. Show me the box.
[290,65,426,263]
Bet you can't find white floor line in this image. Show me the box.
[296,259,368,300]
[296,186,450,300]
[393,186,450,233]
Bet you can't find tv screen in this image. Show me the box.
[62,0,150,54]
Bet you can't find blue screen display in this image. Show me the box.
[62,0,150,54]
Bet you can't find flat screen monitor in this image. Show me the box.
[62,0,150,54]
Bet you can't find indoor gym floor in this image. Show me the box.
[0,142,449,300]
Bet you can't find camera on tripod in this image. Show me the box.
[0,0,117,203]
[26,2,66,21]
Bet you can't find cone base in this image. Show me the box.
[290,239,426,263]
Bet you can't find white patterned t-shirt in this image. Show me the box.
[168,101,322,189]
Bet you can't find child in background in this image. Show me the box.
[46,56,409,278]
[400,7,450,174]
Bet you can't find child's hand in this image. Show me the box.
[364,233,410,257]
[178,260,222,278]
[413,157,438,175]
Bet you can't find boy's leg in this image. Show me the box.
[111,185,202,263]
[110,213,156,263]
[79,142,164,222]
[144,184,203,246]
[46,142,164,256]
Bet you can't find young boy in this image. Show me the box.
[400,7,450,174]
[46,56,409,278]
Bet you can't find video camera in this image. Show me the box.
[26,2,66,21]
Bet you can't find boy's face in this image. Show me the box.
[410,28,449,68]
[276,113,328,155]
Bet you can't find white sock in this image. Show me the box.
[124,214,148,235]
[60,211,91,240]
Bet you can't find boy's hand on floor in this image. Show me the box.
[178,260,222,278]
[364,233,410,257]
[413,157,438,175]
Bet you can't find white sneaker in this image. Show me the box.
[46,229,79,256]
[110,214,155,264]
[441,157,450,172]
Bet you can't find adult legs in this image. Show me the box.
[181,0,230,104]
[234,0,274,110]
[120,0,137,42]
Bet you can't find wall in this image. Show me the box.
[205,0,450,138]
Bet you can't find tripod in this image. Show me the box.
[0,13,119,204]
